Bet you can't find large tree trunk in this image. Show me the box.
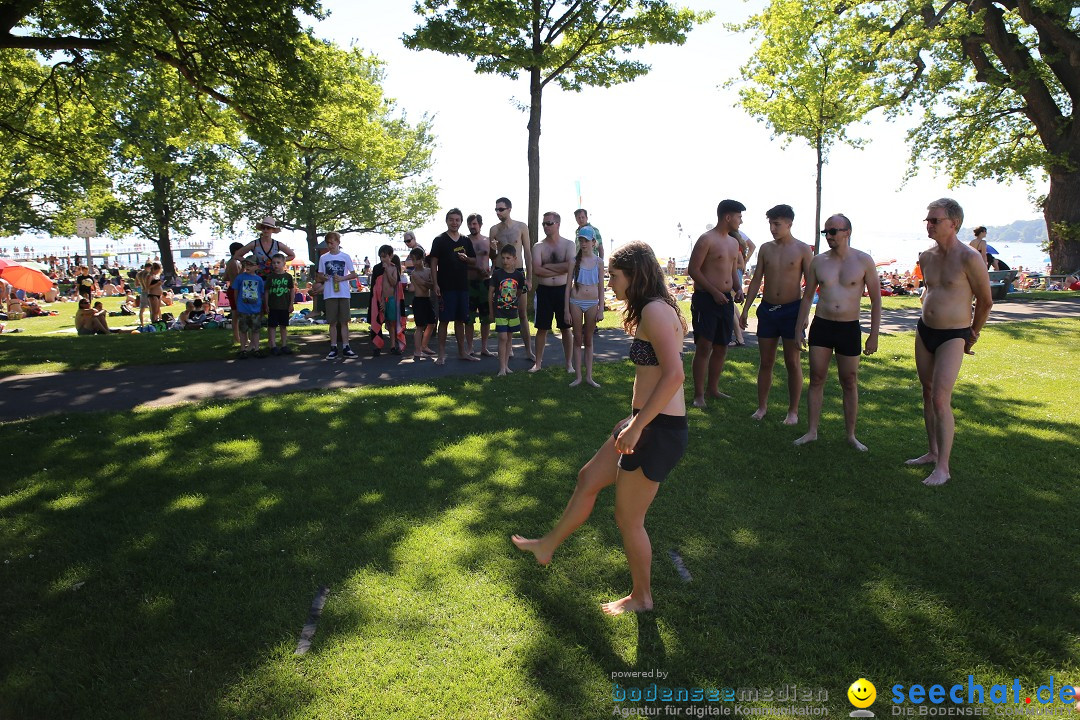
[1044,169,1080,274]
[527,67,542,262]
[151,172,176,277]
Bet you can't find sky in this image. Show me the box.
[301,0,1045,265]
[8,0,1048,268]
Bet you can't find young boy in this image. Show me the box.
[488,243,529,376]
[316,231,358,360]
[234,256,266,359]
[406,247,436,360]
[265,251,296,354]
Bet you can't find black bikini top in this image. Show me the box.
[629,338,659,366]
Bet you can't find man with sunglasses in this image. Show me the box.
[793,215,881,451]
[739,204,815,425]
[905,198,992,486]
[489,197,535,362]
[530,211,574,373]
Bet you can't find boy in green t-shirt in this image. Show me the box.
[265,252,296,355]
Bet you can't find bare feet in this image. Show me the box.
[601,594,653,616]
[497,369,509,377]
[848,436,868,452]
[459,354,481,362]
[905,452,936,466]
[794,431,817,446]
[783,412,798,426]
[435,357,445,366]
[707,390,732,400]
[922,468,950,486]
[422,348,437,356]
[480,350,495,357]
[511,534,551,565]
[692,396,707,409]
[569,378,582,387]
[586,378,600,388]
[566,364,575,374]
[751,408,767,420]
[528,363,542,373]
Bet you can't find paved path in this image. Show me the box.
[2,298,1076,422]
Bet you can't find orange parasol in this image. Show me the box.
[0,263,55,294]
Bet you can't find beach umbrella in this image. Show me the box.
[190,251,208,258]
[287,257,312,267]
[985,243,1000,255]
[0,258,16,270]
[18,259,49,272]
[0,264,54,294]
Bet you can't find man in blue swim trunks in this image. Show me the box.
[905,198,993,487]
[739,204,814,425]
[688,199,746,408]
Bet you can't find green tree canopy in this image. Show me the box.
[226,39,439,262]
[729,0,886,251]
[804,0,1080,272]
[404,0,711,254]
[0,0,325,139]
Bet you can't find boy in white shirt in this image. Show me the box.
[316,231,359,360]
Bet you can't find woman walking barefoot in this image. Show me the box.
[512,241,688,616]
[565,228,605,387]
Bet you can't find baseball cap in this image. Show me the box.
[576,226,596,241]
[242,256,257,266]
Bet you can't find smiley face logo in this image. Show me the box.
[848,678,876,709]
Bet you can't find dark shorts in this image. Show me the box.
[917,318,971,354]
[468,279,488,321]
[226,287,237,311]
[808,317,861,357]
[613,411,689,483]
[237,312,262,332]
[534,284,569,330]
[756,298,802,339]
[413,296,436,327]
[267,308,290,328]
[495,311,521,335]
[691,291,734,346]
[439,289,469,323]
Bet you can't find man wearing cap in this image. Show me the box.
[574,208,603,259]
[232,216,296,280]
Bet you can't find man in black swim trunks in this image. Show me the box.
[688,199,746,407]
[794,214,881,451]
[906,198,993,487]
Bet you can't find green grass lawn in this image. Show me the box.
[2,319,1078,719]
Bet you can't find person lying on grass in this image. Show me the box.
[513,241,688,616]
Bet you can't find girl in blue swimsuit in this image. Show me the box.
[564,230,605,387]
[514,241,688,616]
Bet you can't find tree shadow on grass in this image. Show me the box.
[1,323,1077,719]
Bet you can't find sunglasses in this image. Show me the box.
[542,221,556,226]
[925,217,946,224]
[495,207,508,212]
[820,228,844,236]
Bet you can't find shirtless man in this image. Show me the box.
[488,197,534,361]
[530,211,575,373]
[739,204,814,424]
[906,198,993,486]
[793,214,881,450]
[466,213,494,356]
[688,199,747,407]
[969,226,988,268]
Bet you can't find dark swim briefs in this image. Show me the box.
[691,290,734,346]
[917,318,971,354]
[756,298,802,339]
[808,317,861,357]
[612,411,689,483]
